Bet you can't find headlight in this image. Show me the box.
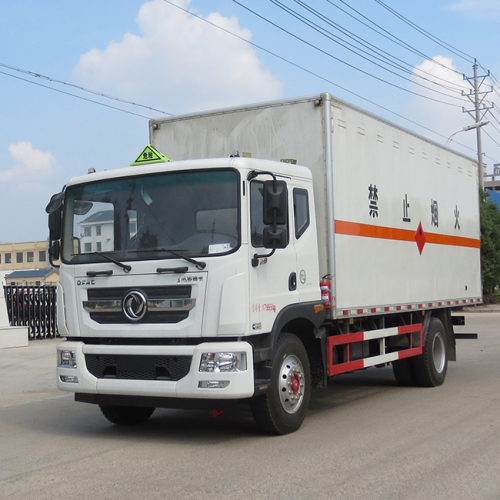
[58,350,77,369]
[199,352,247,372]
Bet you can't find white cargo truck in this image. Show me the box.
[47,93,481,434]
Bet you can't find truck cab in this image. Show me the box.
[49,156,325,434]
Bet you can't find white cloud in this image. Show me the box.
[448,1,500,20]
[0,141,56,183]
[72,0,283,114]
[407,56,478,148]
[406,56,500,169]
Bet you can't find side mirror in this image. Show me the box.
[263,180,287,225]
[46,191,64,213]
[48,241,60,263]
[252,178,289,267]
[48,207,62,242]
[263,226,288,249]
[74,200,93,215]
[47,191,64,268]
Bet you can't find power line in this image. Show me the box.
[332,0,431,61]
[1,1,495,164]
[484,128,500,150]
[0,70,151,119]
[330,0,466,80]
[483,68,500,100]
[280,0,467,98]
[330,0,499,156]
[373,0,475,63]
[0,62,174,117]
[486,109,500,129]
[233,0,465,107]
[161,0,477,153]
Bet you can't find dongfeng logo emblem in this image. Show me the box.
[122,289,147,322]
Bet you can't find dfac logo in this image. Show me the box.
[122,289,147,322]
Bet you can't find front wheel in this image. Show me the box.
[413,318,448,387]
[251,333,311,435]
[99,405,155,425]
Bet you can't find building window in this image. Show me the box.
[84,226,91,237]
[96,225,102,236]
[27,252,34,263]
[84,243,92,253]
[39,251,46,262]
[96,242,102,251]
[17,252,23,263]
[5,253,11,264]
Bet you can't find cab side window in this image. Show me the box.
[293,188,310,239]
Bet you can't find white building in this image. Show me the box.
[78,210,137,253]
[78,210,114,253]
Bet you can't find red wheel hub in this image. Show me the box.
[290,374,300,395]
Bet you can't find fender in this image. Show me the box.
[427,309,456,362]
[252,301,327,363]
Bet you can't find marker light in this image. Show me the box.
[198,381,230,389]
[199,352,247,373]
[60,375,79,383]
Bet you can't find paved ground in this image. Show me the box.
[465,303,500,313]
[0,311,499,500]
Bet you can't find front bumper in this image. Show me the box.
[56,340,255,400]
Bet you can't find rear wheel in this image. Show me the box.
[251,333,311,435]
[392,358,418,386]
[99,405,155,425]
[413,318,448,387]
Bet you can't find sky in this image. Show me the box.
[1,0,500,242]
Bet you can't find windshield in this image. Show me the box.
[62,169,240,264]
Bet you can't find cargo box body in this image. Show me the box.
[151,93,481,318]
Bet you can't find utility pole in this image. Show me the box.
[463,59,493,189]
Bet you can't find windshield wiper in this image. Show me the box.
[162,249,206,270]
[130,248,206,270]
[88,252,132,273]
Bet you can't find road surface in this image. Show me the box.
[1,311,499,499]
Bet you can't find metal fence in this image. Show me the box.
[3,285,59,339]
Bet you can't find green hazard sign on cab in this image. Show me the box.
[130,144,172,166]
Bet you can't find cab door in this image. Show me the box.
[248,178,298,334]
[289,182,321,304]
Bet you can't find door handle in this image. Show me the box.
[289,272,297,291]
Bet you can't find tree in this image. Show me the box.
[480,189,500,295]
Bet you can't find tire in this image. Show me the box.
[392,358,418,386]
[251,333,311,435]
[99,405,155,425]
[413,318,448,387]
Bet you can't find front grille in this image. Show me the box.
[85,285,193,324]
[89,311,189,324]
[85,354,192,381]
[87,286,191,300]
